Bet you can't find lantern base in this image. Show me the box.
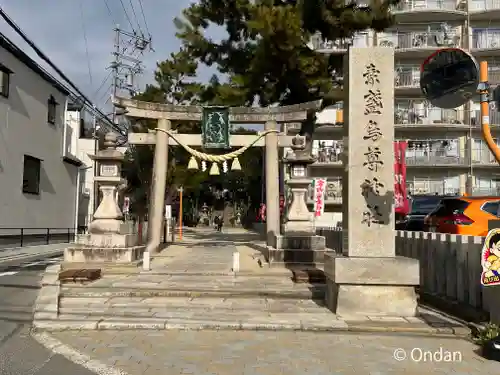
[267,234,326,267]
[283,220,315,236]
[64,245,145,265]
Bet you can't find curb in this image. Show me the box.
[0,249,64,267]
[31,331,128,375]
[32,319,471,338]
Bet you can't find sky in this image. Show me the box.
[0,0,221,114]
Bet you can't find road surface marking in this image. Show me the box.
[0,271,18,277]
[32,332,129,375]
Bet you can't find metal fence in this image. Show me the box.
[0,227,84,249]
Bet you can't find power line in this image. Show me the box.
[102,0,115,23]
[118,0,136,33]
[0,6,123,134]
[92,71,112,99]
[127,0,143,35]
[79,0,93,86]
[137,0,150,37]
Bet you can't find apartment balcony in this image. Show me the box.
[308,33,369,54]
[392,0,466,22]
[407,183,460,196]
[395,105,469,131]
[471,109,500,128]
[469,0,500,21]
[307,179,342,205]
[471,187,500,196]
[312,146,343,167]
[405,148,468,167]
[472,29,500,56]
[378,29,460,58]
[471,147,500,167]
[395,65,421,95]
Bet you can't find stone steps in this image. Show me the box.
[41,294,342,332]
[59,284,326,300]
[58,296,326,312]
[41,298,342,331]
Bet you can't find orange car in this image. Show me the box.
[424,196,500,236]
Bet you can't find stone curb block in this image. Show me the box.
[33,265,61,323]
[31,332,129,375]
[31,319,470,337]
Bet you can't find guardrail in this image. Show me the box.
[0,227,85,249]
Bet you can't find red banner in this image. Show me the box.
[394,141,409,215]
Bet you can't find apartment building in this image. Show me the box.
[296,1,500,226]
[0,32,83,230]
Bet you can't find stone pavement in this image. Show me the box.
[43,329,498,375]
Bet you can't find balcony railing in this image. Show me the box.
[407,184,460,196]
[472,110,500,126]
[472,30,500,49]
[309,33,369,52]
[307,179,342,204]
[469,0,500,12]
[471,147,500,164]
[471,187,500,196]
[487,65,500,84]
[395,66,420,88]
[405,151,466,166]
[313,146,343,164]
[378,30,460,50]
[393,0,460,12]
[395,106,466,125]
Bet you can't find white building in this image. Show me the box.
[0,32,83,232]
[296,1,500,226]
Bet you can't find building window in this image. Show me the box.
[0,65,11,98]
[22,155,41,195]
[47,95,57,124]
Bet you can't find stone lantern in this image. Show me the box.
[283,135,317,235]
[64,132,145,267]
[269,135,327,266]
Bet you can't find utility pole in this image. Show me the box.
[109,25,153,130]
[111,27,121,125]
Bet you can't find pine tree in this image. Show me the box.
[174,0,398,144]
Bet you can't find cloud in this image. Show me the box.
[0,0,220,112]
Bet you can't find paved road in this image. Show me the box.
[0,255,97,375]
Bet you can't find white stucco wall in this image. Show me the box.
[0,46,78,230]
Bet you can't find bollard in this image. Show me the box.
[232,251,240,273]
[143,251,151,271]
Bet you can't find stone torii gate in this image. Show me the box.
[113,96,321,255]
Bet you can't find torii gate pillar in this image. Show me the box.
[147,118,170,254]
[265,120,280,247]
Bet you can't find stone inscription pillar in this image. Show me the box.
[325,47,420,317]
[265,120,280,247]
[146,118,170,253]
[342,48,395,257]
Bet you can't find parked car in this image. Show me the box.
[397,195,447,231]
[424,196,500,236]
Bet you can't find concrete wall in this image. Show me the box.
[0,46,78,230]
